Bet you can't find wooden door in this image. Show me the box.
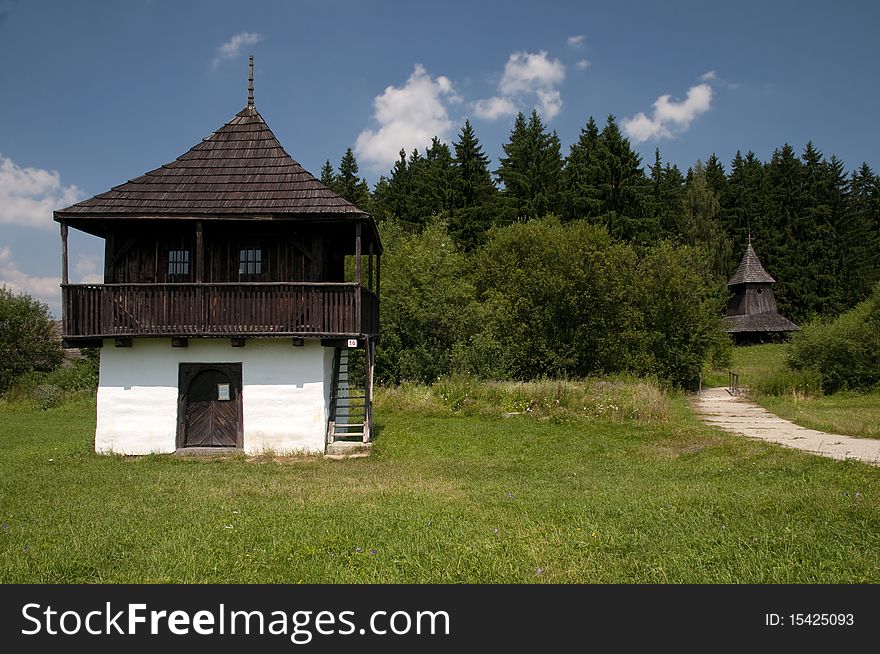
[178,363,242,448]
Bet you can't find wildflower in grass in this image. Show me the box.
[1,523,7,531]
[355,547,363,553]
[224,524,234,529]
[506,492,516,500]
[535,568,543,575]
[370,549,377,555]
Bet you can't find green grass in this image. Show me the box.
[703,343,788,389]
[706,343,880,440]
[2,389,879,583]
[758,391,880,440]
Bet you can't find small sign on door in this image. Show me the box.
[347,338,358,348]
[217,383,230,401]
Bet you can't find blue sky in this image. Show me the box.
[1,0,878,316]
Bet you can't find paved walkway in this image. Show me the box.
[693,387,880,466]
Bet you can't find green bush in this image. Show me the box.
[471,218,727,386]
[4,356,99,408]
[376,219,481,384]
[0,288,62,394]
[787,284,880,393]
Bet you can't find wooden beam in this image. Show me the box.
[60,222,69,285]
[60,222,69,332]
[368,241,373,292]
[376,254,381,299]
[195,221,204,283]
[354,221,362,285]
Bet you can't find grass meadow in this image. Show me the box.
[2,380,879,584]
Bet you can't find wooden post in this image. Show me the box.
[60,222,69,285]
[368,241,373,292]
[354,221,362,285]
[354,221,362,334]
[195,221,204,283]
[376,254,381,299]
[60,222,69,332]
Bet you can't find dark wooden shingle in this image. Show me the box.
[55,106,365,219]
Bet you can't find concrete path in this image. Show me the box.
[693,387,880,466]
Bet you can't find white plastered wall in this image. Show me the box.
[95,338,334,455]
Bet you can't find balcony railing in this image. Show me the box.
[62,282,379,340]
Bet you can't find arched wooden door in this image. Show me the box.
[177,363,243,448]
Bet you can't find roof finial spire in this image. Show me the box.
[247,55,254,107]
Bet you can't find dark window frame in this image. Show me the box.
[167,249,190,277]
[238,248,263,277]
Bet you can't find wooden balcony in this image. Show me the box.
[62,282,379,342]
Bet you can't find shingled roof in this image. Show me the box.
[54,105,366,219]
[728,241,775,285]
[722,313,799,333]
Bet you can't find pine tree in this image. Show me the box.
[723,151,768,269]
[450,120,496,250]
[765,143,806,322]
[703,154,727,199]
[591,115,652,241]
[423,137,456,216]
[320,160,336,188]
[562,116,602,220]
[680,161,732,279]
[335,148,371,210]
[649,149,685,239]
[496,110,564,222]
[840,163,880,305]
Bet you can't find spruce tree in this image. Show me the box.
[649,149,685,239]
[840,163,880,305]
[450,120,496,250]
[680,161,732,279]
[765,143,806,322]
[335,148,371,211]
[320,159,336,188]
[496,110,563,222]
[591,115,651,241]
[562,116,602,220]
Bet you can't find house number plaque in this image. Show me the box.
[217,383,230,401]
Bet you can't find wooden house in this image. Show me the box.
[722,238,797,342]
[56,58,381,456]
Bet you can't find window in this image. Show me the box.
[168,250,190,276]
[239,249,262,276]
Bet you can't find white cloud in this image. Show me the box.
[213,32,263,66]
[0,245,62,314]
[475,51,566,122]
[622,83,713,142]
[567,35,585,48]
[699,70,717,82]
[498,51,565,96]
[74,254,103,284]
[473,96,518,120]
[0,154,82,229]
[576,59,591,70]
[355,64,460,171]
[536,89,563,120]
